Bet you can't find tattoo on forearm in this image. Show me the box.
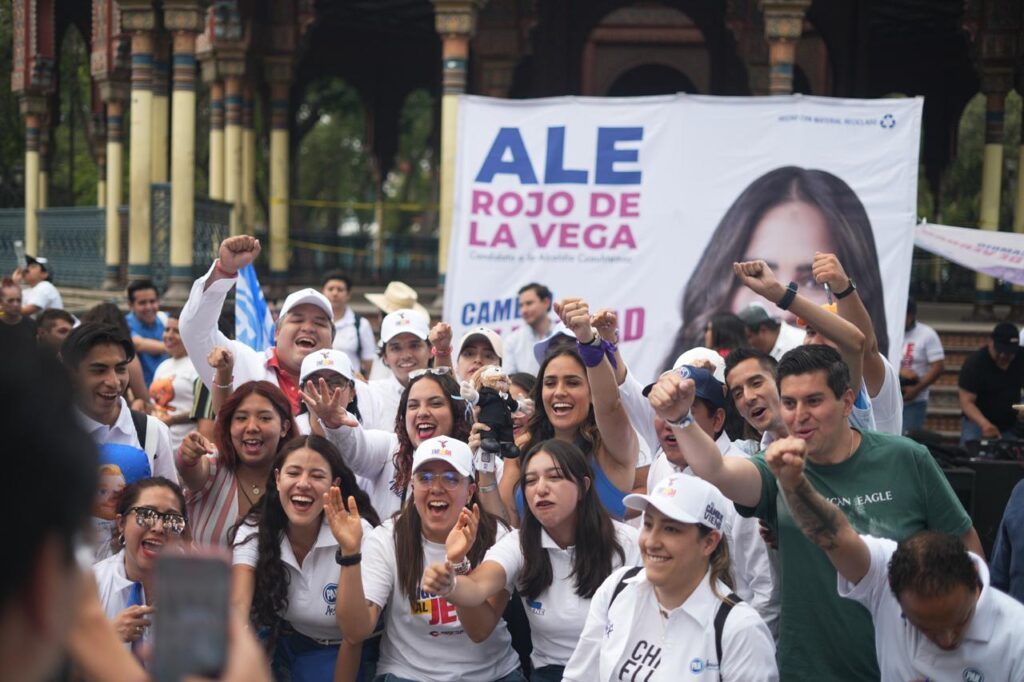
[784,480,843,551]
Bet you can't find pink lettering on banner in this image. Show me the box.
[589,192,640,218]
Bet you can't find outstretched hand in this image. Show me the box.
[178,431,215,467]
[446,504,480,564]
[324,488,364,555]
[301,377,359,430]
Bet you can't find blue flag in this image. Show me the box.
[235,264,275,351]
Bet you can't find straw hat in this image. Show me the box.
[365,281,429,318]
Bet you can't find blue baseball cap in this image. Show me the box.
[641,364,727,410]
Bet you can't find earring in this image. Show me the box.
[117,532,125,548]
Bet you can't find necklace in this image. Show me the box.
[236,474,263,508]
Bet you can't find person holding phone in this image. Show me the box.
[176,381,298,547]
[331,436,524,682]
[231,435,380,680]
[305,370,507,522]
[92,477,189,646]
[563,473,777,681]
[421,439,640,681]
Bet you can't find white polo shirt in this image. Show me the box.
[564,566,777,681]
[76,397,178,484]
[92,551,141,621]
[838,534,1024,682]
[484,521,640,669]
[233,517,373,642]
[361,519,521,682]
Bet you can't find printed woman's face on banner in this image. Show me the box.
[728,199,837,324]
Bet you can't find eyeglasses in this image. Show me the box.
[129,506,187,535]
[412,470,463,490]
[408,367,452,380]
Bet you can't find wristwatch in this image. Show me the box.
[834,278,857,299]
[668,410,695,430]
[335,550,362,566]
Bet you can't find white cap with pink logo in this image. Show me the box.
[411,436,474,478]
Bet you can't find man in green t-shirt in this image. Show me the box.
[647,343,982,681]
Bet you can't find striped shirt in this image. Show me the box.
[186,453,240,547]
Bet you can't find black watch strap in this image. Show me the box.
[777,281,798,311]
[834,278,857,299]
[335,550,362,566]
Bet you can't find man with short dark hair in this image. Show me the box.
[958,321,1024,445]
[125,279,168,385]
[724,347,788,451]
[647,343,982,681]
[502,282,557,375]
[0,277,36,346]
[765,441,1024,680]
[36,308,75,354]
[322,269,375,375]
[738,304,805,360]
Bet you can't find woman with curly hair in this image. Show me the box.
[231,434,379,680]
[176,380,298,546]
[303,369,508,522]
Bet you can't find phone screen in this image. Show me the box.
[151,555,230,682]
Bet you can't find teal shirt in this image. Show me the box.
[736,430,972,681]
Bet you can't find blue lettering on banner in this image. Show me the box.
[462,297,521,326]
[474,127,643,186]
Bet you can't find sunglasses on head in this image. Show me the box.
[412,470,464,490]
[408,367,453,380]
[129,506,187,535]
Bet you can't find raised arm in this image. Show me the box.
[175,431,215,493]
[325,489,381,643]
[765,436,870,584]
[429,322,453,371]
[557,298,639,477]
[734,260,866,391]
[647,371,763,507]
[306,379,397,479]
[812,253,884,395]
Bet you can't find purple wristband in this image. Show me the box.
[576,339,619,370]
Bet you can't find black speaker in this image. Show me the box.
[941,466,975,518]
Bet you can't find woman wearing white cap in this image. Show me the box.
[421,439,640,681]
[296,349,365,435]
[303,369,507,523]
[329,436,524,682]
[564,473,777,682]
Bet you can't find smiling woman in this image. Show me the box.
[230,435,379,680]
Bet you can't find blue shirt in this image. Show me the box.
[125,311,167,386]
[992,479,1024,604]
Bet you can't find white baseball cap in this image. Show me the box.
[458,326,504,359]
[532,326,576,365]
[279,288,334,322]
[672,346,726,383]
[380,309,430,345]
[300,349,355,384]
[624,473,730,533]
[411,436,474,478]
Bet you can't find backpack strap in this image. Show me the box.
[714,593,742,680]
[130,409,148,452]
[608,566,643,608]
[353,311,363,360]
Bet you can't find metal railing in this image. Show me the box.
[285,230,439,286]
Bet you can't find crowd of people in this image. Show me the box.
[4,234,1024,682]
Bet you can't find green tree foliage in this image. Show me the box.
[49,26,101,207]
[0,5,25,207]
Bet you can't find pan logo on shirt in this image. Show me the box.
[526,599,545,615]
[617,640,661,682]
[962,669,984,682]
[323,583,337,615]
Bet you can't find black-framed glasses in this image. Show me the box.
[412,470,463,490]
[129,506,187,535]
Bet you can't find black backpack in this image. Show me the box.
[609,567,741,679]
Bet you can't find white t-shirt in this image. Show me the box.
[564,566,777,681]
[332,308,376,371]
[838,535,1024,682]
[233,517,373,641]
[361,520,521,682]
[645,433,779,636]
[868,354,903,436]
[770,322,805,361]
[901,323,945,404]
[23,280,63,316]
[484,522,640,669]
[150,356,199,451]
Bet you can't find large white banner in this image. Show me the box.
[444,94,923,382]
[915,222,1024,285]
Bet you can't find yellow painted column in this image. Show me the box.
[128,30,154,278]
[105,101,125,287]
[268,78,290,281]
[974,91,1006,317]
[150,38,169,183]
[224,75,243,235]
[168,30,198,296]
[208,80,225,200]
[23,112,41,255]
[242,84,256,231]
[1014,112,1024,300]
